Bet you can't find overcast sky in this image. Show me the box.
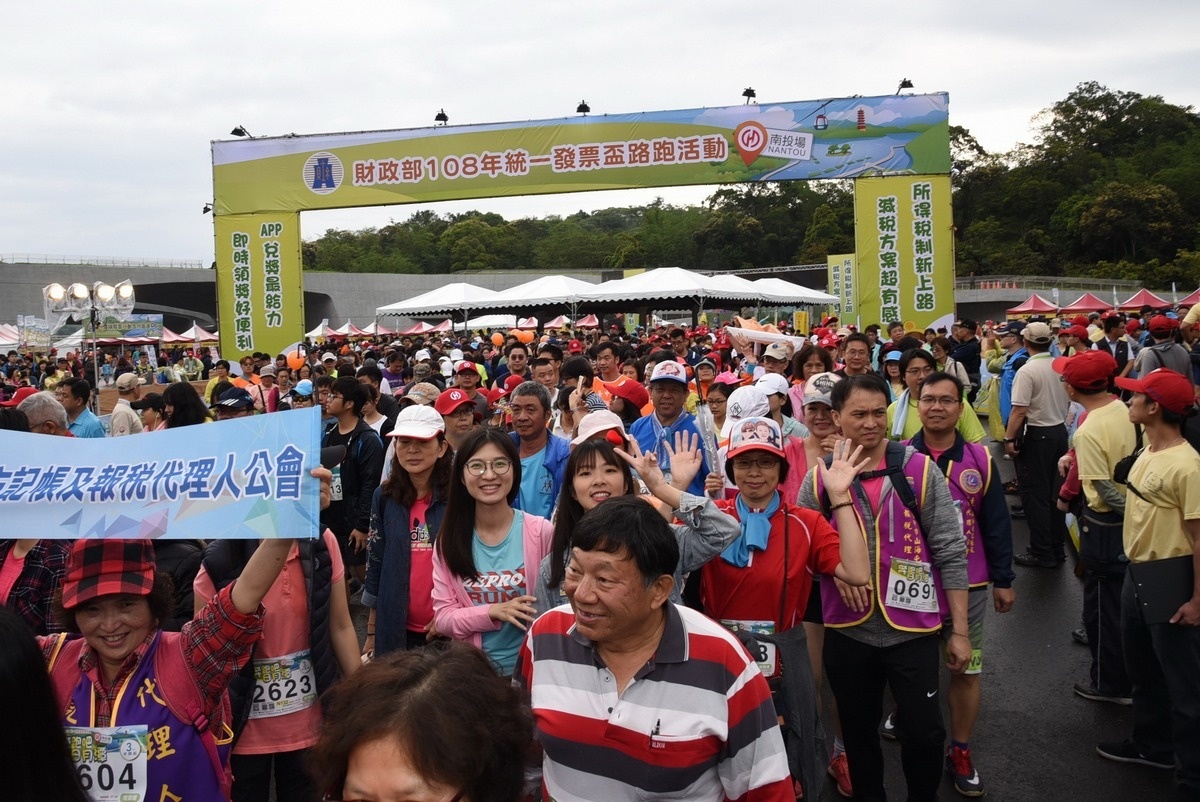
[3,0,1197,264]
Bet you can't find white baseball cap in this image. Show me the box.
[388,405,445,440]
[754,373,790,397]
[720,386,770,440]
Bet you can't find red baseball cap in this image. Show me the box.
[568,339,584,354]
[0,386,38,407]
[61,539,157,610]
[1148,315,1177,335]
[1061,325,1089,340]
[600,378,650,411]
[1052,350,1115,391]
[454,360,480,375]
[434,388,476,417]
[1115,369,1196,414]
[1072,315,1090,327]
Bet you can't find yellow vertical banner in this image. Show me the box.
[853,175,954,331]
[214,213,304,360]
[792,310,810,335]
[827,254,857,324]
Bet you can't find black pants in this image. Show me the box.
[1016,423,1068,560]
[231,749,315,802]
[825,630,945,802]
[1084,567,1130,695]
[1121,575,1200,796]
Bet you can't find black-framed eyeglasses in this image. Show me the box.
[732,456,779,470]
[465,458,512,476]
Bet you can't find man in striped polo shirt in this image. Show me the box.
[516,496,791,801]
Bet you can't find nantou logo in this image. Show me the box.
[303,152,343,195]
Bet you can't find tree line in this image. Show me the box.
[302,82,1200,289]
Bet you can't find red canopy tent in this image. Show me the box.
[1178,288,1200,308]
[1119,289,1171,311]
[543,314,568,329]
[400,321,433,335]
[516,317,538,330]
[430,319,454,333]
[1059,292,1111,313]
[576,313,600,327]
[1005,294,1057,316]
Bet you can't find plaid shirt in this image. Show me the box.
[41,584,264,726]
[0,539,70,636]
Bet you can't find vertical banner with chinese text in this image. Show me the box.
[827,254,857,324]
[852,176,954,332]
[214,213,304,359]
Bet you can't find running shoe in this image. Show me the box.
[945,745,985,797]
[1074,682,1132,706]
[827,753,852,798]
[1096,740,1174,769]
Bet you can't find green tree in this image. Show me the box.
[1078,182,1190,263]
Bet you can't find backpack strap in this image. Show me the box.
[153,632,234,799]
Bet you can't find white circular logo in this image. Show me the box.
[302,152,343,195]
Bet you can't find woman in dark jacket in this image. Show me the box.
[362,405,454,657]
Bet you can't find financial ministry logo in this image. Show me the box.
[303,152,343,195]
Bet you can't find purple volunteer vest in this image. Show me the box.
[812,452,948,632]
[941,442,991,588]
[65,631,230,801]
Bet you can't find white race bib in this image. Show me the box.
[721,619,778,678]
[885,558,939,613]
[250,649,317,719]
[66,725,148,802]
[329,465,343,502]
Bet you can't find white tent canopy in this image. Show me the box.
[576,267,754,305]
[481,275,598,309]
[751,277,837,304]
[376,282,499,317]
[455,314,517,331]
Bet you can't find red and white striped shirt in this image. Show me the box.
[516,602,791,801]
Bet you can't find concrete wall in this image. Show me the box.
[0,262,606,333]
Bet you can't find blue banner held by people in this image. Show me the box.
[0,407,322,539]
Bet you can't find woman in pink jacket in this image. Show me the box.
[431,427,553,676]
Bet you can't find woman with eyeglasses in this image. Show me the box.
[697,416,871,799]
[431,427,553,677]
[886,348,987,442]
[534,432,739,616]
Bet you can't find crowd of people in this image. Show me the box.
[2,307,1199,802]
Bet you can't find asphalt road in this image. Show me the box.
[348,443,1178,801]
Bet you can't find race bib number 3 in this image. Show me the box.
[250,649,317,719]
[886,558,939,614]
[66,725,147,802]
[721,619,778,678]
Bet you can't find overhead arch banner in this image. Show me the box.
[211,93,950,357]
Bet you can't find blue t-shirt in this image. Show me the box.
[70,408,107,439]
[465,510,526,676]
[519,448,555,519]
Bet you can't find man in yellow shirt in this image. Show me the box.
[1053,350,1133,704]
[1096,369,1200,799]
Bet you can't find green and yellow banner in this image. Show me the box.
[214,213,303,359]
[852,175,954,332]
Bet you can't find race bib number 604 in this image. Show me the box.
[66,725,147,802]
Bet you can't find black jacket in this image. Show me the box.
[322,417,385,536]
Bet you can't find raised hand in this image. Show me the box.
[665,431,703,489]
[819,438,872,498]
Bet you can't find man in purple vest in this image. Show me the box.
[799,373,970,802]
[899,371,1016,797]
